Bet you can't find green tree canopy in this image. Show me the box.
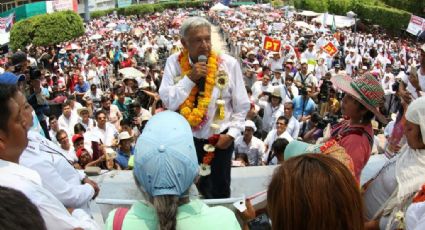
[10,11,84,51]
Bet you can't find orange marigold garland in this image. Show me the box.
[178,49,219,130]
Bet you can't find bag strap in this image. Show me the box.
[113,207,129,230]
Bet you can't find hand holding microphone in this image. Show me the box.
[188,55,208,86]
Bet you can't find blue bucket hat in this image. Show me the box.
[283,140,319,160]
[134,111,198,197]
[0,72,25,85]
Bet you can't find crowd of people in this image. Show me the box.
[0,2,424,230]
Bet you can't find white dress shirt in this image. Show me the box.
[58,113,79,136]
[251,81,272,103]
[20,131,94,211]
[159,53,250,139]
[92,122,118,147]
[258,101,284,133]
[234,136,265,166]
[0,159,99,230]
[262,129,294,164]
[286,116,300,139]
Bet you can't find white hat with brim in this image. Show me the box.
[77,107,89,116]
[118,131,133,143]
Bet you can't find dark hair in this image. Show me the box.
[0,84,19,133]
[120,119,132,127]
[267,154,364,230]
[311,112,322,123]
[276,116,289,125]
[48,115,57,122]
[67,94,76,101]
[74,123,86,134]
[62,100,72,109]
[0,186,46,230]
[95,110,107,120]
[235,153,250,166]
[100,95,109,103]
[245,86,252,95]
[55,129,67,141]
[271,138,289,157]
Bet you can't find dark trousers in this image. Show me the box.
[194,137,234,199]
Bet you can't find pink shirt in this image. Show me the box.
[332,121,373,181]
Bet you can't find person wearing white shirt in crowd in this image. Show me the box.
[301,42,317,61]
[283,101,300,139]
[402,44,425,99]
[159,17,250,199]
[55,129,78,163]
[48,115,60,144]
[294,60,317,89]
[77,107,96,132]
[345,48,358,77]
[258,88,285,138]
[314,57,328,82]
[58,101,79,136]
[20,129,98,213]
[0,83,99,230]
[381,64,395,95]
[92,110,118,147]
[100,95,122,130]
[84,84,103,109]
[270,69,285,86]
[262,116,294,165]
[66,95,83,116]
[234,120,265,166]
[267,52,285,72]
[251,74,273,103]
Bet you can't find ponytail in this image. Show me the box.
[153,195,179,230]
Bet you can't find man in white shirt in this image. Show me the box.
[294,60,317,88]
[301,42,317,61]
[159,17,250,198]
[258,88,285,138]
[267,52,285,72]
[0,83,99,230]
[234,120,265,166]
[251,75,273,103]
[283,101,300,139]
[92,110,118,147]
[262,116,294,165]
[58,101,79,136]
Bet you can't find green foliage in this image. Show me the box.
[271,0,284,8]
[91,1,209,19]
[10,11,84,51]
[380,0,425,17]
[353,3,411,31]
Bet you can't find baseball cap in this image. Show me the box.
[0,72,25,85]
[134,111,198,197]
[72,134,84,143]
[10,51,27,66]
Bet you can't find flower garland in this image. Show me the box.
[178,49,219,130]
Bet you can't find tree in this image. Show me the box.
[10,11,84,51]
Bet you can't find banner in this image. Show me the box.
[322,42,338,57]
[0,13,14,34]
[53,0,78,12]
[272,23,284,31]
[117,0,132,8]
[406,15,424,36]
[263,36,281,52]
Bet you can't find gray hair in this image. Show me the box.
[179,17,211,38]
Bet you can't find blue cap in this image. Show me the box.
[134,111,198,197]
[0,72,25,85]
[283,140,319,160]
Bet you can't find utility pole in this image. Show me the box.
[84,0,90,22]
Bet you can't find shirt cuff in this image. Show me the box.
[227,127,242,140]
[179,75,196,91]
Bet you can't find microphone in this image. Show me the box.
[197,55,208,93]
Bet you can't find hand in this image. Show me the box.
[239,199,256,222]
[188,62,207,83]
[409,74,421,91]
[83,178,100,199]
[215,134,234,150]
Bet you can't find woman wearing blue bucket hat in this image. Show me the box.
[105,111,240,230]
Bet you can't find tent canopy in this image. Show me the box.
[297,10,321,17]
[312,14,355,28]
[210,3,230,11]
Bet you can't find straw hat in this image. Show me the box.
[77,107,90,117]
[331,73,387,123]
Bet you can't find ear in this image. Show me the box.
[0,131,6,156]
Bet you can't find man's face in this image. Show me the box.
[262,76,270,86]
[96,113,107,127]
[301,64,308,73]
[181,26,211,60]
[63,105,71,118]
[15,90,33,130]
[284,104,293,118]
[0,92,30,163]
[50,118,58,131]
[276,119,287,134]
[102,100,111,110]
[58,133,70,150]
[243,127,254,139]
[74,139,84,150]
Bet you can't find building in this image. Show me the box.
[0,0,44,13]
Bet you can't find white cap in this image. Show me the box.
[244,120,257,132]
